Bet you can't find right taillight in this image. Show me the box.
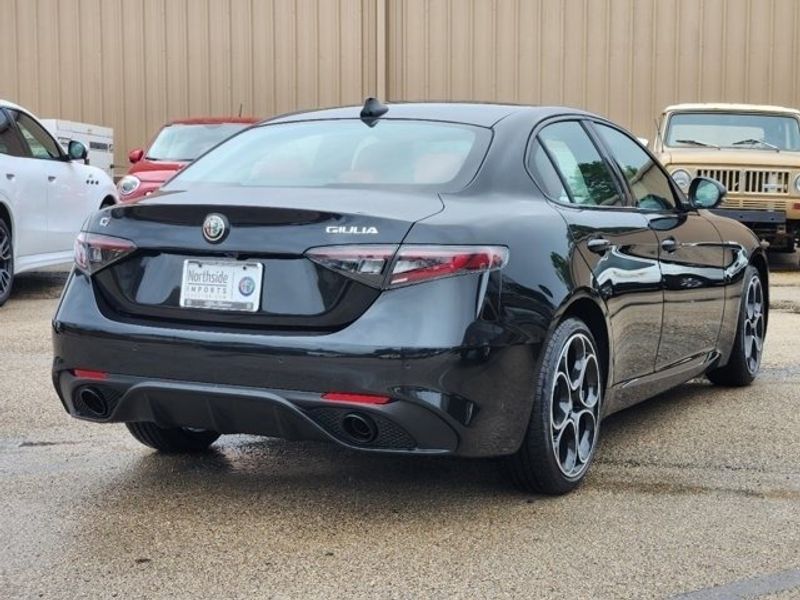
[306,244,508,289]
[74,232,137,275]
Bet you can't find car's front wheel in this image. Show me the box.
[506,317,603,495]
[0,218,13,307]
[707,265,765,387]
[126,422,220,452]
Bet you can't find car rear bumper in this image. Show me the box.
[52,272,541,457]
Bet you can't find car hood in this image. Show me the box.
[133,169,183,185]
[659,148,800,168]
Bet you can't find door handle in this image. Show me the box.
[48,175,57,182]
[5,173,14,181]
[661,237,679,253]
[587,237,611,254]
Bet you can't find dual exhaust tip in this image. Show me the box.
[75,387,380,444]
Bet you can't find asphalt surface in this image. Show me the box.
[1,263,799,600]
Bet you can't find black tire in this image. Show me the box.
[126,422,220,452]
[707,265,765,387]
[506,317,603,495]
[0,218,13,307]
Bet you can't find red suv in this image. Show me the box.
[117,117,258,202]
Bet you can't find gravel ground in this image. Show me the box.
[0,265,798,600]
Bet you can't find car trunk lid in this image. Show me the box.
[86,187,443,331]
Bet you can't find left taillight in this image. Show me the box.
[306,244,508,289]
[74,232,137,275]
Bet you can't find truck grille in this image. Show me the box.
[720,197,790,211]
[697,168,791,195]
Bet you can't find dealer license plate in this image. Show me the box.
[179,260,263,312]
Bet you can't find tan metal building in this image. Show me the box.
[2,0,799,175]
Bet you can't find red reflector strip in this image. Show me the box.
[322,392,391,405]
[72,369,108,381]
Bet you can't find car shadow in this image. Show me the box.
[9,271,68,300]
[81,379,713,511]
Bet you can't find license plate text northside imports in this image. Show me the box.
[179,260,263,312]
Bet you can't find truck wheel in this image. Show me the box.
[126,422,220,452]
[0,218,13,307]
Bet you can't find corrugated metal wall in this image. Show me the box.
[388,0,800,139]
[2,0,799,175]
[0,0,379,174]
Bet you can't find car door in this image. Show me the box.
[10,109,89,253]
[591,122,726,371]
[532,120,663,387]
[0,108,50,257]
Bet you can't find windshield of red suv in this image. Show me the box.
[665,112,800,151]
[146,123,251,161]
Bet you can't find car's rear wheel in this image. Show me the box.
[707,265,765,387]
[0,218,13,307]
[126,422,220,452]
[506,317,603,495]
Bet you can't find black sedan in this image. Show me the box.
[52,100,768,494]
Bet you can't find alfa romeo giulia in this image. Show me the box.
[52,100,768,494]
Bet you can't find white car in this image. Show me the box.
[0,100,117,306]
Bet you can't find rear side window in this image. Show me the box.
[168,119,491,192]
[0,110,28,157]
[537,121,622,207]
[595,124,677,211]
[528,141,568,202]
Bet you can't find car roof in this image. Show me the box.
[663,102,800,116]
[0,99,27,113]
[167,117,260,126]
[264,102,591,128]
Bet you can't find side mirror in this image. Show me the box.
[128,148,144,164]
[67,140,88,162]
[688,176,726,209]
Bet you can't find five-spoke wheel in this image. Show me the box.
[742,275,765,375]
[507,317,603,495]
[551,333,601,479]
[707,265,766,387]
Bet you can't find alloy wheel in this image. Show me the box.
[550,333,601,479]
[743,275,765,375]
[0,226,11,298]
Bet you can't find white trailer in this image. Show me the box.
[40,119,114,179]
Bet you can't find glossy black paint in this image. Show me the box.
[52,103,768,457]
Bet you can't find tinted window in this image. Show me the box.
[146,123,252,161]
[169,120,490,191]
[12,111,61,159]
[596,124,677,211]
[528,141,568,201]
[538,121,621,207]
[0,110,28,157]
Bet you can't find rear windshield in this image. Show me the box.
[147,123,252,161]
[166,119,490,191]
[665,112,800,151]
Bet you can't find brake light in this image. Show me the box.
[306,244,508,289]
[322,392,392,405]
[390,245,508,287]
[74,232,136,275]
